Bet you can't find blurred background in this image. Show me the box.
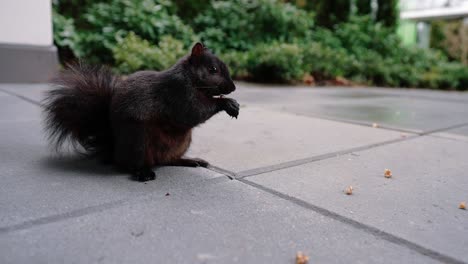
[1,0,467,89]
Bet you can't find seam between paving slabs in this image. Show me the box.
[207,166,467,264]
[429,133,468,143]
[237,178,466,264]
[235,136,413,179]
[210,159,468,264]
[235,120,468,179]
[0,87,43,107]
[205,122,468,264]
[0,176,229,235]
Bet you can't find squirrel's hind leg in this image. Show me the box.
[113,120,156,182]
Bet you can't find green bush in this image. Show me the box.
[112,32,186,74]
[300,42,354,80]
[305,16,468,89]
[419,63,468,90]
[220,51,249,79]
[245,42,305,83]
[312,16,401,57]
[53,0,195,63]
[52,11,85,62]
[194,0,314,53]
[51,0,468,90]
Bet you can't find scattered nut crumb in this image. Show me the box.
[296,251,309,264]
[459,202,466,210]
[165,193,170,196]
[345,186,353,195]
[372,123,379,128]
[131,230,144,237]
[384,169,392,178]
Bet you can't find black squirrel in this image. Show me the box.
[44,42,239,182]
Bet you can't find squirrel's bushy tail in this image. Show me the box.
[43,63,118,158]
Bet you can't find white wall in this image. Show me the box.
[401,0,468,10]
[0,0,53,46]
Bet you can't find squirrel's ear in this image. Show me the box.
[191,42,204,57]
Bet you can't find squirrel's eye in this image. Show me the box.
[209,66,218,74]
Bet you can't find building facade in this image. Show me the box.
[0,0,58,83]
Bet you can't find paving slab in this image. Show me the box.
[282,97,468,132]
[0,83,48,104]
[0,180,440,264]
[447,125,468,136]
[0,94,42,121]
[233,83,468,132]
[4,82,467,132]
[433,125,468,141]
[189,107,403,173]
[234,82,468,104]
[1,83,466,263]
[247,136,468,262]
[0,120,226,229]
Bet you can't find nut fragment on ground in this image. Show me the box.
[460,202,466,210]
[384,169,392,178]
[296,251,309,264]
[345,186,353,195]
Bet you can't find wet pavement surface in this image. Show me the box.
[1,83,467,264]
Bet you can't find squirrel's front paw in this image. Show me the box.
[223,98,239,119]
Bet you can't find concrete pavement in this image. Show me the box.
[0,82,467,264]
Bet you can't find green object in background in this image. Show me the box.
[398,20,417,46]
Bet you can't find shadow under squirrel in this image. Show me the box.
[43,43,239,182]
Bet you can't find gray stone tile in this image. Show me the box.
[442,125,468,137]
[449,125,468,136]
[0,83,48,104]
[235,82,468,103]
[247,136,468,262]
[233,84,468,132]
[432,125,468,142]
[281,97,468,132]
[0,181,439,264]
[0,95,41,121]
[0,120,225,228]
[189,107,402,173]
[359,86,468,103]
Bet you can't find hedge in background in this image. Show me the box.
[52,0,468,90]
[112,32,186,74]
[53,0,194,64]
[193,0,314,53]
